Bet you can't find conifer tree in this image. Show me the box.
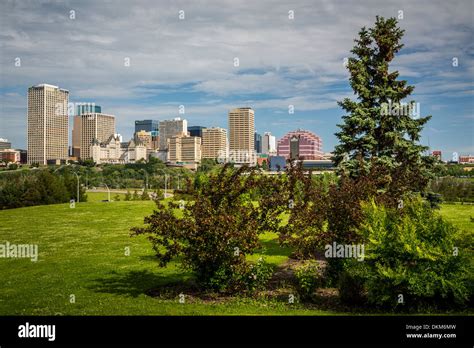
[334,16,435,193]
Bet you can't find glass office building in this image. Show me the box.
[135,120,159,136]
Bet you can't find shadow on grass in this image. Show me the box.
[88,270,189,298]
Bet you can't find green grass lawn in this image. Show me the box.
[0,201,471,316]
[438,203,474,233]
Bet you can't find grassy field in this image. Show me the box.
[0,197,472,316]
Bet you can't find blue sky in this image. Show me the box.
[0,0,473,160]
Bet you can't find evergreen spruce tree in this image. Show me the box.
[334,16,435,194]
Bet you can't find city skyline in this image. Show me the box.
[0,0,473,156]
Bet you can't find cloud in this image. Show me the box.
[0,0,472,154]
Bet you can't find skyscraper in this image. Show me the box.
[72,112,116,159]
[202,127,227,159]
[228,107,255,164]
[262,132,276,155]
[135,120,159,136]
[254,132,262,153]
[77,104,101,115]
[27,84,69,165]
[159,118,187,150]
[188,126,207,138]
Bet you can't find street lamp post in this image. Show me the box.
[72,172,80,203]
[103,183,111,202]
[157,169,168,198]
[176,174,181,191]
[142,170,149,190]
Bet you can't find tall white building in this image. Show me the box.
[262,132,277,155]
[27,84,69,164]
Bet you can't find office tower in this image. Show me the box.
[71,116,81,157]
[159,118,187,150]
[72,112,116,159]
[27,84,69,165]
[77,104,101,115]
[262,132,276,155]
[167,135,201,163]
[188,126,207,138]
[0,138,11,149]
[202,127,227,159]
[254,132,262,153]
[135,120,159,136]
[228,107,254,152]
[277,129,323,160]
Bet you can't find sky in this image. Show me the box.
[0,0,473,160]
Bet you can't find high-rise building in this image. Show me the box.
[277,129,323,160]
[77,104,101,115]
[262,132,276,155]
[167,135,201,164]
[0,138,11,149]
[159,118,187,150]
[135,120,159,136]
[202,127,227,159]
[188,126,207,138]
[27,84,69,165]
[228,107,255,164]
[254,132,262,153]
[72,112,116,159]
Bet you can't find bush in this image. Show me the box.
[131,165,273,294]
[209,257,274,293]
[339,198,472,310]
[295,260,321,300]
[132,190,140,200]
[140,189,149,200]
[429,176,474,203]
[0,170,86,209]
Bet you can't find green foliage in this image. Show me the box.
[132,190,140,201]
[124,190,132,201]
[198,158,219,173]
[334,16,434,193]
[140,189,149,200]
[295,260,320,300]
[0,170,87,209]
[436,163,474,178]
[340,198,472,310]
[430,177,474,203]
[131,165,274,293]
[209,257,274,293]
